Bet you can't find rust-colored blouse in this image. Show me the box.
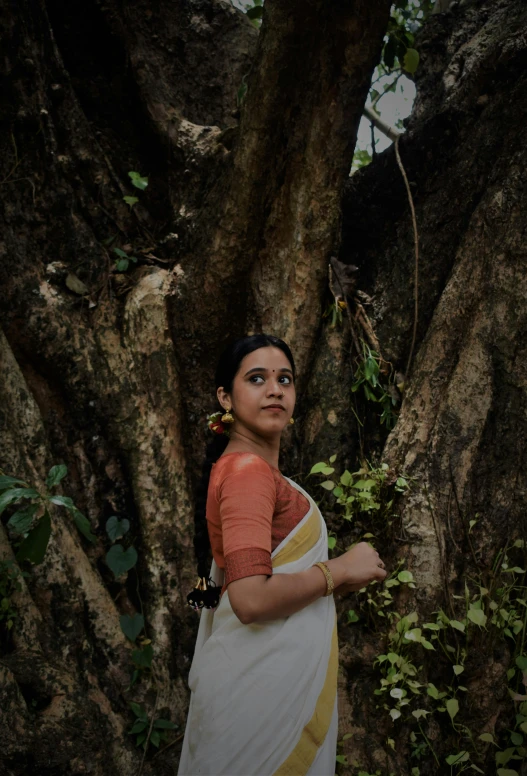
[207,452,310,588]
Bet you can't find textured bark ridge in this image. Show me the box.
[0,0,390,773]
[335,0,527,770]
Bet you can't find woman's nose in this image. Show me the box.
[267,379,282,396]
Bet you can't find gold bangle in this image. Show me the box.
[314,561,334,597]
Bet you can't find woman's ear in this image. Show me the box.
[216,386,230,409]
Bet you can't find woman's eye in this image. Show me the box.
[279,376,292,384]
[249,375,265,383]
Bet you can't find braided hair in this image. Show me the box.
[189,334,296,608]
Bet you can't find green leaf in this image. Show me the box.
[320,467,335,476]
[496,748,515,766]
[347,610,359,624]
[128,171,149,191]
[106,544,138,577]
[0,476,27,490]
[398,570,414,583]
[106,516,130,542]
[449,619,466,632]
[120,613,145,643]
[132,643,153,668]
[45,465,68,489]
[0,488,40,516]
[309,462,327,475]
[320,481,335,490]
[123,196,138,208]
[49,495,74,509]
[116,258,129,271]
[403,48,420,74]
[479,732,495,743]
[7,504,39,534]
[446,698,459,721]
[340,470,352,487]
[153,719,177,730]
[129,702,147,721]
[510,732,523,746]
[467,608,487,627]
[497,770,519,776]
[327,536,336,550]
[453,665,464,676]
[427,684,439,699]
[516,656,527,671]
[150,729,161,748]
[73,510,97,543]
[329,454,337,463]
[446,751,469,765]
[352,479,376,490]
[129,720,148,734]
[246,5,263,19]
[16,511,51,564]
[113,247,128,258]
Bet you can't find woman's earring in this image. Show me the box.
[289,417,295,425]
[221,408,235,424]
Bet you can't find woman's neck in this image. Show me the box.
[224,429,281,470]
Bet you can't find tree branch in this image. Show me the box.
[363,104,402,142]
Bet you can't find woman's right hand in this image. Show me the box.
[327,542,387,590]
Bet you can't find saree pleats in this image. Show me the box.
[178,479,338,776]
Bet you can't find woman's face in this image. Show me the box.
[218,346,295,438]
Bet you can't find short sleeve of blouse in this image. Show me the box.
[216,454,277,586]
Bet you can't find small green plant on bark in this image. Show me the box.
[370,535,527,774]
[309,457,409,532]
[128,702,178,751]
[123,170,148,209]
[351,342,401,430]
[0,466,96,565]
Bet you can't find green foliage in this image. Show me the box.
[106,516,130,541]
[112,246,138,273]
[122,170,148,209]
[351,341,400,429]
[120,613,144,643]
[309,457,409,533]
[105,513,138,579]
[382,0,433,75]
[128,171,149,191]
[128,702,178,751]
[241,0,262,28]
[368,533,527,774]
[1,464,96,571]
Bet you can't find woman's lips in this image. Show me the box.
[263,406,285,412]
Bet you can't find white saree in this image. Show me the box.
[177,479,339,776]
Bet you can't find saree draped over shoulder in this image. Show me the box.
[177,479,338,776]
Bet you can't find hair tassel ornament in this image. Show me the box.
[207,411,228,435]
[187,576,221,611]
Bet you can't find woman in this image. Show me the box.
[178,334,387,776]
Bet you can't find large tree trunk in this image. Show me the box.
[0,1,390,773]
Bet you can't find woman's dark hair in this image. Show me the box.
[193,334,296,579]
